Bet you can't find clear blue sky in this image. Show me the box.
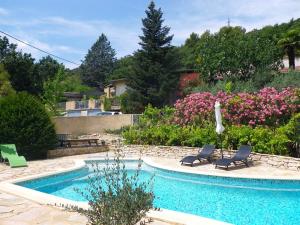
[0,0,299,68]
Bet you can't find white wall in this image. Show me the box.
[283,57,300,68]
[116,83,127,96]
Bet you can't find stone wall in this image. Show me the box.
[53,114,139,135]
[47,146,109,158]
[115,144,300,171]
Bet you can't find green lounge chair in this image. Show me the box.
[0,144,27,168]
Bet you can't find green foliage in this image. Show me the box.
[266,71,300,89]
[3,51,39,94]
[0,36,16,60]
[123,123,291,155]
[223,126,252,150]
[0,92,57,159]
[195,26,282,83]
[42,68,65,115]
[139,105,175,128]
[123,124,218,148]
[0,64,15,96]
[103,97,112,111]
[188,79,258,95]
[123,105,295,156]
[105,126,130,135]
[178,32,200,69]
[34,56,62,91]
[119,92,131,114]
[126,2,181,112]
[1,36,88,96]
[278,25,300,69]
[70,153,154,225]
[81,34,116,87]
[188,70,298,95]
[107,56,135,81]
[281,113,300,157]
[61,72,91,92]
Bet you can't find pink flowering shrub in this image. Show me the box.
[174,87,300,127]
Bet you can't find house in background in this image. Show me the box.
[104,78,128,98]
[103,79,128,111]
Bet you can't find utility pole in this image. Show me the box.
[227,17,231,27]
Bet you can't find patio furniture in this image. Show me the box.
[0,144,27,168]
[57,134,101,147]
[214,145,252,169]
[180,144,216,166]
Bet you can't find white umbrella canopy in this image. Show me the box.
[215,101,225,158]
[215,101,225,134]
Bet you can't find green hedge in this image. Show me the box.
[0,92,57,159]
[123,120,299,156]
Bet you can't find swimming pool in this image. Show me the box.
[17,160,300,225]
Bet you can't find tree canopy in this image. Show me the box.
[107,55,135,82]
[80,33,116,88]
[125,1,181,112]
[178,18,300,83]
[0,64,15,96]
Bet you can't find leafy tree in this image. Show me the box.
[178,32,200,69]
[34,56,62,92]
[126,1,181,112]
[80,34,116,88]
[196,26,282,82]
[3,51,39,94]
[42,68,66,115]
[62,73,91,92]
[107,55,135,81]
[0,36,17,61]
[278,26,300,70]
[0,64,15,96]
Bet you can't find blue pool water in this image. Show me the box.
[18,160,300,225]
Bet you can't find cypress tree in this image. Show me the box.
[126,1,180,112]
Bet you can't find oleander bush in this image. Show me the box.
[0,92,57,159]
[174,87,300,127]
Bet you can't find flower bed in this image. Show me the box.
[174,87,300,127]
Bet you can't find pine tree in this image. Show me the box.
[126,1,180,112]
[80,34,116,88]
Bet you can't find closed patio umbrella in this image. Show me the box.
[215,101,225,158]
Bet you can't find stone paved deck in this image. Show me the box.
[0,152,172,225]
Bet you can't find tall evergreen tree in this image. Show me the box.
[80,34,116,88]
[126,1,180,112]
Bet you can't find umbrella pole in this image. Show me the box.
[220,134,223,159]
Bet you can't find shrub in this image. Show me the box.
[70,153,154,225]
[266,71,300,90]
[123,124,218,148]
[223,125,252,150]
[123,123,292,156]
[174,87,300,127]
[139,105,175,128]
[281,113,300,157]
[0,92,57,159]
[105,126,130,135]
[224,125,290,155]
